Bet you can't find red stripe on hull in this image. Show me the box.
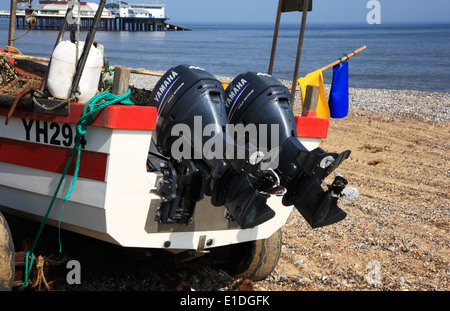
[0,137,107,182]
[0,103,157,131]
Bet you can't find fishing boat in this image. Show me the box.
[0,0,358,290]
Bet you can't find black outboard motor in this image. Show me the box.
[147,65,275,229]
[224,72,352,228]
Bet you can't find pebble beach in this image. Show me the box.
[6,69,449,292]
[129,70,450,123]
[126,70,450,291]
[62,70,448,291]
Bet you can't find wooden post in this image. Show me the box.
[112,66,131,95]
[8,0,17,48]
[302,85,319,117]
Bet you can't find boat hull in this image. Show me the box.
[0,105,299,251]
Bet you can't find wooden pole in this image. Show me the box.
[321,46,367,71]
[129,68,163,77]
[127,68,232,87]
[0,51,50,63]
[112,66,131,95]
[7,0,17,48]
[302,85,320,116]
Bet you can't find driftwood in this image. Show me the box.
[0,51,50,64]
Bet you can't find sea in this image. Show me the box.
[1,20,449,93]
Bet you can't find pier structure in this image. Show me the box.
[7,13,171,31]
[0,1,189,31]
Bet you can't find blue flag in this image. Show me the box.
[328,60,349,118]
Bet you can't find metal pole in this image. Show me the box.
[70,0,107,98]
[268,0,283,75]
[291,0,309,105]
[38,1,75,93]
[7,0,17,48]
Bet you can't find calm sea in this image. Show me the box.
[1,20,449,93]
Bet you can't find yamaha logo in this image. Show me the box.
[225,78,248,110]
[155,70,179,104]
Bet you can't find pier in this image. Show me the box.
[0,12,189,31]
[0,0,190,32]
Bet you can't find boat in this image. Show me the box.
[0,0,357,290]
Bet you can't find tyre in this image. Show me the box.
[0,212,15,291]
[212,228,282,281]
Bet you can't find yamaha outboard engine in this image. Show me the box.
[147,65,275,229]
[224,72,355,228]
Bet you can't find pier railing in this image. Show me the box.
[2,12,188,31]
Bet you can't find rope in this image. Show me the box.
[31,256,53,291]
[10,28,32,42]
[20,252,34,290]
[6,46,24,55]
[20,89,134,290]
[57,90,133,250]
[32,92,78,111]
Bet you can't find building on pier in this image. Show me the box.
[17,1,115,19]
[105,1,170,31]
[105,1,167,19]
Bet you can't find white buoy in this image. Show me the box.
[47,40,103,103]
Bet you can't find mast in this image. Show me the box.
[7,0,17,48]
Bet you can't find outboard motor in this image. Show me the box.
[147,65,275,229]
[224,72,356,228]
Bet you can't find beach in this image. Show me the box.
[275,88,449,291]
[5,71,449,291]
[126,72,450,291]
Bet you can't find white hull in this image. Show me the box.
[0,109,305,251]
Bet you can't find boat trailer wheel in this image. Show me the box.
[212,228,282,281]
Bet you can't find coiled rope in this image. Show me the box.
[20,89,134,290]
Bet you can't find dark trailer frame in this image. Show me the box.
[268,0,312,104]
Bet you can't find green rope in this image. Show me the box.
[20,252,34,290]
[20,89,133,290]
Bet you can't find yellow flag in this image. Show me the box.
[298,69,330,119]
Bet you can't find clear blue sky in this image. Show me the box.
[1,0,449,24]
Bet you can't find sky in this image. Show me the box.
[1,0,449,24]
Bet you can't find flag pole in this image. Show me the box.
[288,45,366,90]
[321,45,366,71]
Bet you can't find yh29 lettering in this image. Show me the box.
[22,119,87,148]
